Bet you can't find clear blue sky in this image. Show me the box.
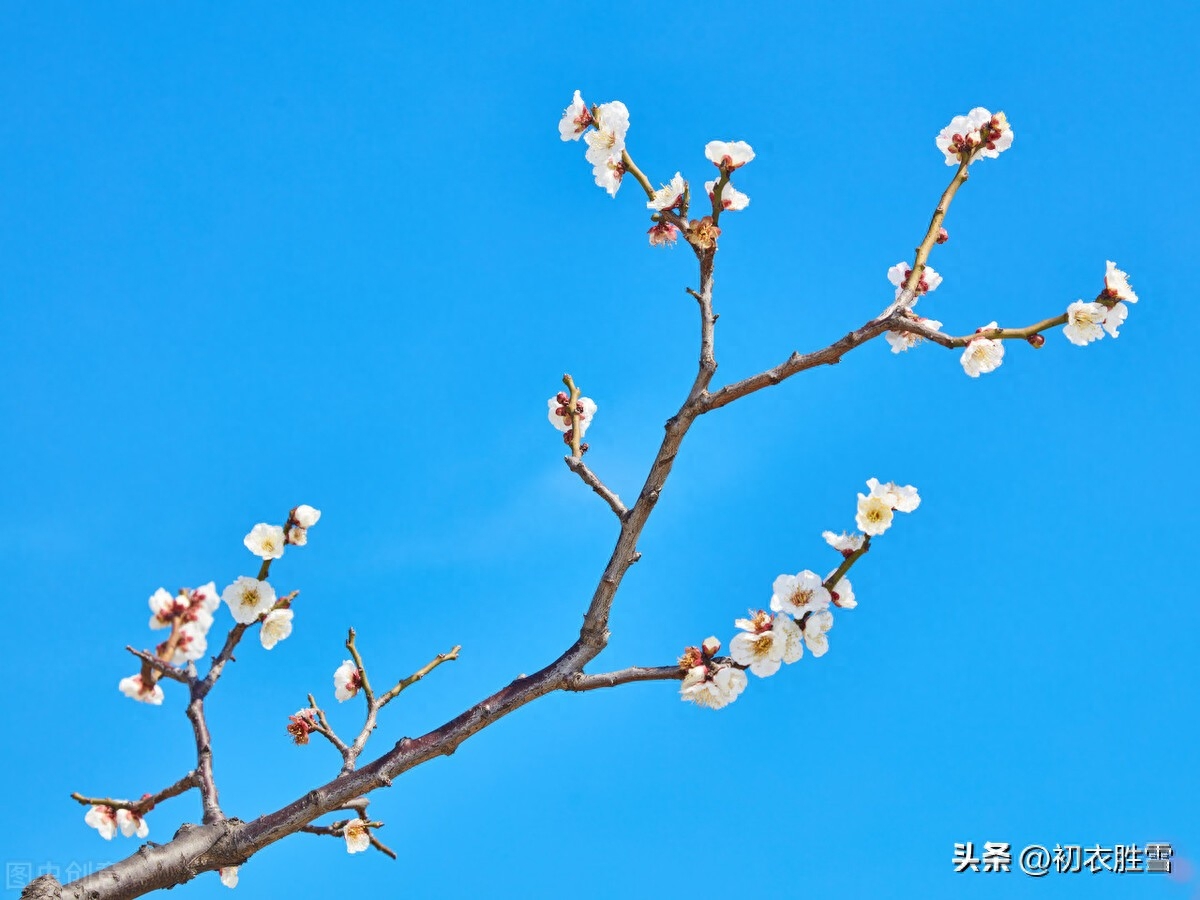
[2,3,1196,898]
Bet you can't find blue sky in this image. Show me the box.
[2,2,1196,898]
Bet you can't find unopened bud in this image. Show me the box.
[1026,333,1045,349]
[556,391,569,404]
[701,636,721,658]
[936,227,949,244]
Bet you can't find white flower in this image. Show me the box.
[219,867,239,889]
[886,316,943,353]
[260,608,294,650]
[170,622,208,665]
[221,577,277,625]
[293,505,321,527]
[827,575,856,609]
[85,805,118,840]
[961,323,1006,377]
[855,494,894,536]
[344,819,371,854]
[243,523,285,560]
[1063,300,1108,346]
[288,526,308,546]
[547,395,598,438]
[769,570,831,618]
[119,674,164,705]
[1103,301,1128,337]
[647,172,686,211]
[887,261,942,301]
[591,154,625,197]
[704,179,749,211]
[148,588,178,629]
[1104,261,1138,303]
[583,101,630,166]
[822,531,865,555]
[334,659,362,702]
[193,582,221,615]
[558,90,592,141]
[704,140,755,169]
[116,808,149,839]
[804,610,834,657]
[730,612,790,677]
[936,108,1012,165]
[866,478,921,513]
[680,665,747,709]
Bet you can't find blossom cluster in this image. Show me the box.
[117,506,320,705]
[681,480,917,709]
[559,90,629,197]
[936,107,1013,166]
[1063,261,1138,346]
[84,803,150,841]
[547,391,598,448]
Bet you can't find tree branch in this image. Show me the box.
[565,665,685,692]
[70,772,200,815]
[564,457,628,519]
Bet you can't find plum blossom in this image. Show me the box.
[591,154,625,197]
[219,868,239,889]
[170,622,208,665]
[803,610,834,657]
[1103,261,1138,304]
[334,659,362,702]
[243,523,285,560]
[886,316,943,353]
[547,393,598,439]
[887,261,942,302]
[827,575,856,609]
[936,108,1013,165]
[822,530,865,556]
[119,673,164,705]
[558,90,592,141]
[729,611,802,677]
[680,664,747,709]
[866,478,921,513]
[221,576,277,625]
[116,808,149,839]
[855,494,894,536]
[1063,300,1108,346]
[148,588,177,629]
[260,608,294,650]
[647,172,686,211]
[705,179,749,211]
[85,805,118,840]
[961,323,1006,377]
[287,708,319,744]
[344,819,371,854]
[648,223,680,247]
[704,140,755,169]
[293,504,321,527]
[1103,302,1129,337]
[769,570,831,618]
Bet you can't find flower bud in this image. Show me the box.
[936,227,949,244]
[1026,333,1045,348]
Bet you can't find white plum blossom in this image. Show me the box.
[705,179,749,211]
[344,819,371,854]
[680,664,747,709]
[219,868,239,889]
[827,575,856,609]
[119,674,164,705]
[334,659,362,702]
[288,526,308,546]
[591,154,625,197]
[293,504,321,528]
[647,172,686,211]
[558,90,592,141]
[583,101,631,196]
[170,622,208,665]
[221,576,277,625]
[260,608,294,650]
[85,805,118,840]
[1063,300,1108,346]
[855,493,894,536]
[804,610,834,657]
[887,261,942,302]
[886,316,943,353]
[1103,302,1129,337]
[1103,260,1138,304]
[961,323,1006,377]
[867,478,921,513]
[547,394,598,439]
[243,523,285,560]
[193,582,220,616]
[148,588,177,629]
[769,570,831,618]
[822,530,865,555]
[116,808,149,839]
[704,140,755,169]
[936,108,1013,165]
[729,611,801,677]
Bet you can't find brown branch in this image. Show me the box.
[306,694,351,757]
[824,537,872,594]
[564,457,627,519]
[893,160,970,311]
[378,646,461,707]
[70,772,200,815]
[891,311,1070,348]
[566,665,684,692]
[126,647,191,684]
[562,373,583,459]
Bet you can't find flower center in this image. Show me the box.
[752,633,774,656]
[790,587,813,608]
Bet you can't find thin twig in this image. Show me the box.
[70,772,200,815]
[564,457,627,519]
